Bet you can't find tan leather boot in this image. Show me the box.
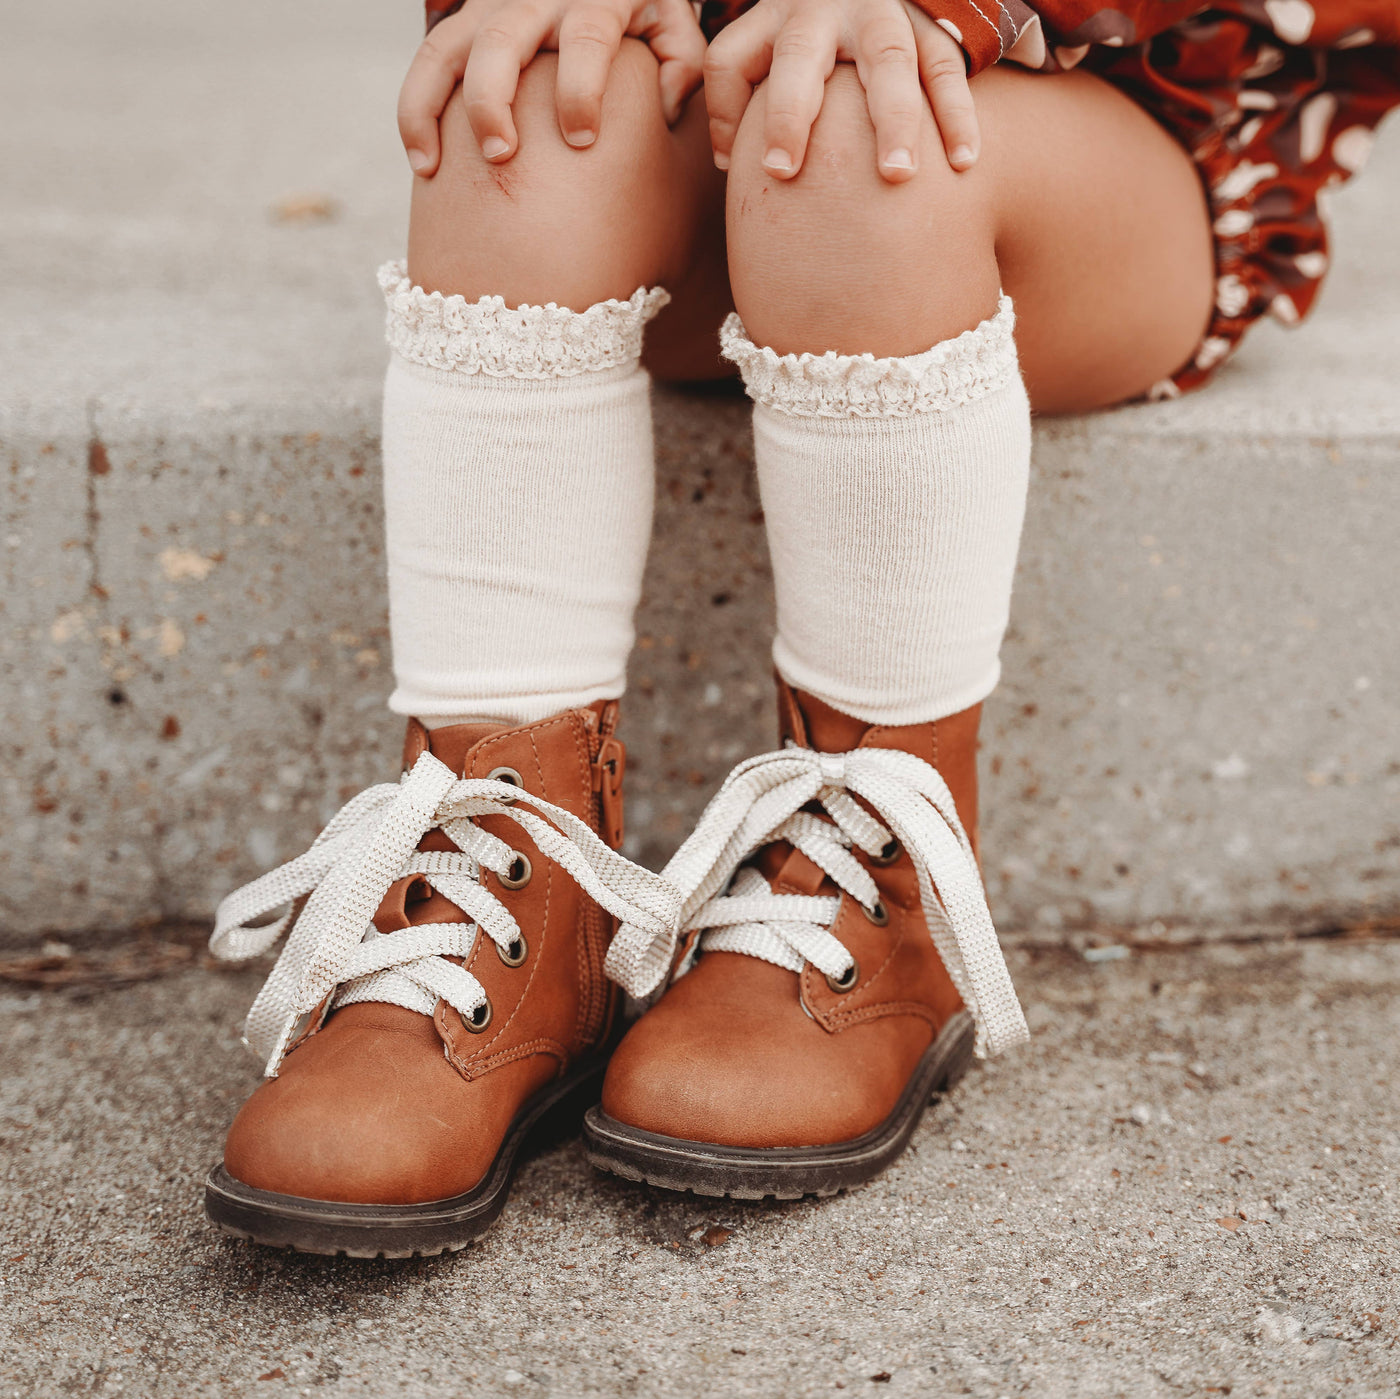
[584,679,1026,1199]
[204,703,676,1256]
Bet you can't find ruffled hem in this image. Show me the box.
[378,261,670,377]
[720,296,1019,418]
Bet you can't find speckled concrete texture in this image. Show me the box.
[2,0,1399,941]
[2,937,1398,1397]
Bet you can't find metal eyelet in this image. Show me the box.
[498,852,532,890]
[870,838,902,867]
[863,898,890,927]
[464,998,493,1033]
[487,766,524,803]
[825,960,860,994]
[496,934,528,968]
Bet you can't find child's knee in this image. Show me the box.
[443,42,670,194]
[726,65,999,355]
[410,41,687,305]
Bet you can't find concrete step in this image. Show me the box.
[2,0,1397,941]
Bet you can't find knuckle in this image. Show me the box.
[863,30,915,64]
[415,34,449,67]
[464,94,505,124]
[702,46,734,79]
[771,30,822,59]
[870,46,916,70]
[924,54,968,82]
[475,22,520,49]
[564,10,619,43]
[420,23,470,57]
[568,28,616,50]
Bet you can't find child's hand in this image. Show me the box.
[399,0,706,174]
[703,0,979,183]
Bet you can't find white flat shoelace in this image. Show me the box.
[211,751,680,1077]
[605,745,1028,1058]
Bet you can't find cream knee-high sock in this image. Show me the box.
[721,298,1030,725]
[378,262,668,726]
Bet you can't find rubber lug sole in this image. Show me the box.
[582,1010,975,1201]
[204,1057,606,1258]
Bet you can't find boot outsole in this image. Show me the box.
[204,1058,606,1258]
[582,1010,975,1201]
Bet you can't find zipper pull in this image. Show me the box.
[592,735,626,850]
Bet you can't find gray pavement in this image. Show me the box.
[3,0,1400,943]
[4,4,1399,1396]
[3,935,1399,1397]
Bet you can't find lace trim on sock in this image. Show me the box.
[720,295,1018,418]
[379,261,670,378]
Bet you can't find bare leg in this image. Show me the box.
[408,40,728,382]
[727,64,1215,413]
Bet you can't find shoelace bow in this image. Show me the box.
[604,744,1028,1058]
[211,751,680,1076]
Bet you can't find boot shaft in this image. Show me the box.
[776,677,981,860]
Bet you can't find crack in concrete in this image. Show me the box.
[1009,919,1400,959]
[83,397,108,608]
[5,918,1397,982]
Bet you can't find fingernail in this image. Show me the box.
[763,148,793,173]
[884,148,914,171]
[482,136,510,160]
[950,144,976,167]
[713,151,730,171]
[565,129,596,148]
[408,150,431,174]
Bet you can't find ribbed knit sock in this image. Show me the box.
[378,262,668,727]
[721,298,1031,726]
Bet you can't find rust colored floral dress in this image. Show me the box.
[428,0,1399,395]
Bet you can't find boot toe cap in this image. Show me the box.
[223,1076,458,1206]
[220,1008,489,1206]
[601,959,926,1149]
